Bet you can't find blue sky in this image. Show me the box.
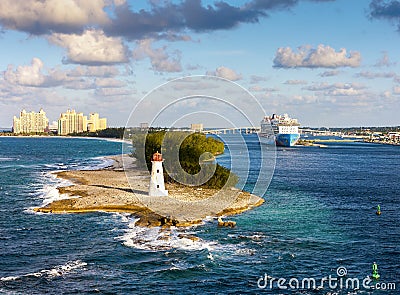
[0,0,400,128]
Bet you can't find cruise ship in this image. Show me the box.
[259,114,300,147]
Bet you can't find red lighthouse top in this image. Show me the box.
[152,152,163,161]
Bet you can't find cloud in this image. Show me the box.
[369,0,400,30]
[3,58,75,87]
[250,75,268,84]
[64,79,94,90]
[133,39,182,72]
[94,87,132,97]
[273,44,361,68]
[249,85,278,92]
[3,58,128,92]
[374,52,396,67]
[48,29,129,65]
[393,86,400,94]
[206,66,242,81]
[68,65,120,77]
[106,0,271,40]
[94,78,126,88]
[355,71,396,79]
[305,82,366,96]
[284,80,307,85]
[0,0,111,35]
[0,0,335,41]
[319,70,341,77]
[4,58,46,86]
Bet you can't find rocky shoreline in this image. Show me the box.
[34,154,264,227]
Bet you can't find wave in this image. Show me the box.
[81,156,115,170]
[0,157,16,162]
[0,260,87,282]
[26,155,118,211]
[116,217,218,252]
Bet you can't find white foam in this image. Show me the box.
[25,171,76,214]
[0,260,87,282]
[116,218,218,252]
[38,172,75,206]
[0,157,15,162]
[80,156,115,171]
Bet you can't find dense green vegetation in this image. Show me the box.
[131,131,237,189]
[71,128,125,139]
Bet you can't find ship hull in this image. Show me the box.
[276,133,300,147]
[258,133,300,147]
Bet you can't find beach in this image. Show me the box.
[34,154,264,227]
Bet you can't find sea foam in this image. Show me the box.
[0,260,87,282]
[116,217,218,252]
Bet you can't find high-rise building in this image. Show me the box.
[57,110,107,135]
[86,113,107,132]
[58,109,87,135]
[13,109,49,134]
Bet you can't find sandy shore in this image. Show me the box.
[34,154,264,227]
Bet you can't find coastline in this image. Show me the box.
[34,154,264,227]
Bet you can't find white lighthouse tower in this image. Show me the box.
[149,152,168,196]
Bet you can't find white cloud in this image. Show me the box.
[132,39,182,72]
[95,87,132,96]
[4,58,46,86]
[305,82,366,97]
[330,88,363,96]
[319,70,341,77]
[0,0,110,34]
[306,82,365,92]
[206,66,242,81]
[393,86,400,95]
[375,52,396,67]
[273,44,361,68]
[249,75,268,84]
[68,65,120,77]
[3,58,129,93]
[355,71,396,79]
[3,58,76,87]
[249,85,278,92]
[49,29,129,65]
[284,80,307,85]
[95,78,126,88]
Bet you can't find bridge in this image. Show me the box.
[202,127,261,135]
[201,127,343,137]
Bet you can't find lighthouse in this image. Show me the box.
[149,152,168,196]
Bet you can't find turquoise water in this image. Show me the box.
[0,136,399,294]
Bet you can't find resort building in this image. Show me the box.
[58,109,87,135]
[87,113,107,132]
[58,110,107,135]
[13,109,49,134]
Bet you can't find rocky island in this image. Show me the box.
[34,133,264,227]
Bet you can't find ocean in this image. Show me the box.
[0,136,399,294]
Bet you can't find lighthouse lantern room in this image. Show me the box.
[149,152,168,196]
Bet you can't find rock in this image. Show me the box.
[217,217,236,228]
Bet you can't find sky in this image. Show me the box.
[1,0,400,128]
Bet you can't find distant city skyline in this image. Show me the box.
[11,108,107,134]
[1,1,400,127]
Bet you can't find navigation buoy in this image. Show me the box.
[376,205,381,216]
[372,262,380,280]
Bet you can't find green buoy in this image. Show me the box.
[372,262,380,280]
[376,205,381,216]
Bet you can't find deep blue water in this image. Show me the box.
[0,136,399,294]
